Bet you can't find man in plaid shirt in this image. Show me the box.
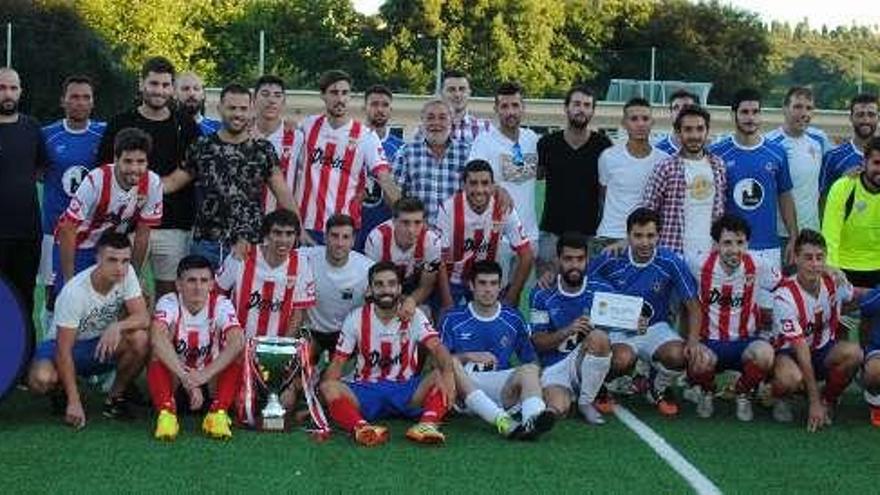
[642,105,727,257]
[442,69,492,144]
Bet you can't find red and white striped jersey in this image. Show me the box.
[153,292,240,371]
[60,164,163,248]
[334,303,438,383]
[363,220,442,289]
[295,114,390,232]
[772,274,853,350]
[260,121,302,213]
[437,191,531,285]
[216,247,317,338]
[690,251,780,341]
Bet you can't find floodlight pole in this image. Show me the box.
[435,38,442,95]
[258,30,265,76]
[649,46,656,104]
[5,23,11,68]
[858,55,863,94]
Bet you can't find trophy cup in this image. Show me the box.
[253,336,301,432]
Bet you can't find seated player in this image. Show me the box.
[437,159,533,308]
[54,127,162,293]
[529,232,612,424]
[769,229,864,431]
[364,197,443,318]
[147,255,245,440]
[442,260,556,439]
[27,231,150,427]
[588,207,710,417]
[320,261,455,446]
[685,214,779,421]
[215,209,316,411]
[860,286,880,426]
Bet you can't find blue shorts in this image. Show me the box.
[706,338,759,372]
[348,377,423,422]
[778,341,835,380]
[51,246,96,297]
[33,337,115,376]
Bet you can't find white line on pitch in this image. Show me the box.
[614,406,722,495]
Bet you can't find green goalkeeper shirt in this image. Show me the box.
[822,174,880,271]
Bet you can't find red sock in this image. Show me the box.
[210,360,243,412]
[771,381,788,398]
[147,360,176,413]
[688,370,716,392]
[822,366,850,404]
[735,360,767,395]
[328,396,366,432]
[419,386,447,423]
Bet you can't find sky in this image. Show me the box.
[353,0,880,29]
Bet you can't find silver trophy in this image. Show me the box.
[254,336,301,432]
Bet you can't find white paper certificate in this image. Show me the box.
[590,292,644,331]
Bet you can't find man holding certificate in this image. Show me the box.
[587,208,712,417]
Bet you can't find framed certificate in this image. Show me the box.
[590,292,643,331]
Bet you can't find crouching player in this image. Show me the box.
[147,255,245,440]
[442,261,556,439]
[686,215,779,421]
[769,230,863,431]
[860,286,880,426]
[320,262,455,446]
[529,232,612,424]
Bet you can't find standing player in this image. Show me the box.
[710,88,798,267]
[364,198,442,317]
[252,74,301,213]
[529,232,612,424]
[436,160,533,308]
[441,69,492,143]
[40,75,106,327]
[55,128,163,291]
[588,208,709,416]
[175,72,221,136]
[148,255,245,440]
[296,70,399,243]
[769,230,863,430]
[653,89,697,156]
[442,260,556,439]
[859,286,880,426]
[320,262,455,446]
[27,232,150,427]
[357,84,405,251]
[686,215,779,420]
[821,94,878,198]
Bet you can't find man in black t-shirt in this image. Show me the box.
[0,67,46,329]
[536,85,611,273]
[99,57,198,298]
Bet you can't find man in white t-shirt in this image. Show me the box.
[302,214,374,361]
[251,74,302,213]
[597,97,669,245]
[28,231,150,429]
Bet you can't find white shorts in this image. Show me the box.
[609,322,682,362]
[540,352,577,394]
[148,229,191,282]
[498,239,537,289]
[38,234,55,286]
[466,367,516,406]
[750,247,782,270]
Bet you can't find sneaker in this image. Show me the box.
[518,409,556,441]
[735,393,754,422]
[202,410,233,440]
[103,395,134,420]
[695,388,714,419]
[494,413,521,437]
[822,398,836,426]
[122,383,150,407]
[646,387,679,417]
[870,406,880,428]
[682,384,702,405]
[154,410,180,441]
[594,387,616,414]
[579,402,606,425]
[353,423,389,447]
[772,399,794,423]
[405,422,446,445]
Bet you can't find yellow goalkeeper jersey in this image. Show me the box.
[822,175,880,270]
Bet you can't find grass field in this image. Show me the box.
[4,184,879,494]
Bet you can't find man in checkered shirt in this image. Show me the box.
[441,69,492,144]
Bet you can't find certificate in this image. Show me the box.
[590,292,643,331]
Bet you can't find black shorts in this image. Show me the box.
[311,331,340,356]
[843,269,880,289]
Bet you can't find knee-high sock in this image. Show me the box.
[822,366,851,404]
[147,360,176,413]
[420,386,447,423]
[465,389,505,424]
[735,360,767,395]
[521,396,546,421]
[210,360,242,412]
[688,369,716,392]
[328,395,366,432]
[653,362,682,395]
[577,354,612,406]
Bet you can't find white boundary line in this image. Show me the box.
[614,405,722,495]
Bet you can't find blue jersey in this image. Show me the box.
[653,134,679,156]
[440,303,536,369]
[710,136,792,250]
[821,140,862,195]
[41,120,106,233]
[861,287,880,352]
[357,132,406,250]
[198,116,222,136]
[529,277,591,366]
[587,247,698,327]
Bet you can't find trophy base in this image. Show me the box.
[258,415,290,432]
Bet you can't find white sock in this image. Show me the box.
[865,390,880,407]
[653,362,682,395]
[521,396,546,421]
[577,354,612,406]
[465,390,505,425]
